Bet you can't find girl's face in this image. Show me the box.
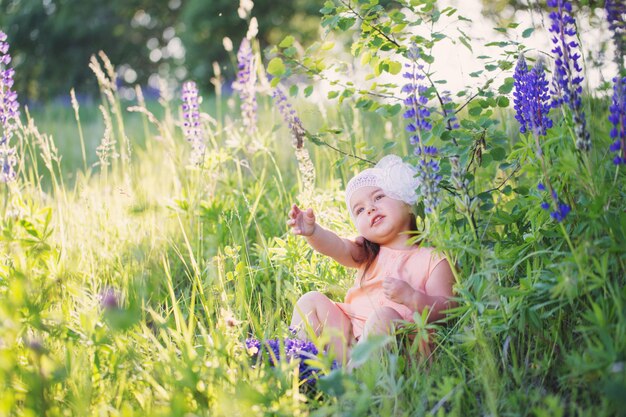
[349,186,413,247]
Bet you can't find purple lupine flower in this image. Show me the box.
[181,80,205,165]
[0,30,19,183]
[415,159,442,213]
[548,0,591,151]
[403,45,440,214]
[232,38,257,134]
[609,76,626,165]
[512,56,553,136]
[537,185,571,222]
[245,336,322,383]
[513,55,530,132]
[606,0,626,66]
[441,90,460,130]
[99,287,120,310]
[272,87,306,149]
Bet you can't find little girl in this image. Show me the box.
[287,155,455,361]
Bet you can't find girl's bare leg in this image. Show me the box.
[362,307,403,339]
[290,291,352,362]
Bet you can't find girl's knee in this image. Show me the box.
[363,307,403,337]
[371,307,403,322]
[296,291,331,307]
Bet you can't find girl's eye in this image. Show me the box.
[375,194,384,201]
[355,207,364,215]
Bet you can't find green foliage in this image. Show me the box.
[1,0,625,415]
[0,0,320,100]
[0,0,181,100]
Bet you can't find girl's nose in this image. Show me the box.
[367,205,376,215]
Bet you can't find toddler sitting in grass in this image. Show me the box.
[287,155,455,363]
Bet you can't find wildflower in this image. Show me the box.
[232,38,257,134]
[96,105,120,171]
[223,37,233,52]
[606,0,626,66]
[246,17,259,40]
[609,76,626,165]
[403,45,440,213]
[271,86,315,195]
[245,336,323,383]
[415,159,442,213]
[441,90,460,130]
[513,55,553,136]
[238,0,254,20]
[0,30,19,183]
[181,80,205,165]
[100,287,120,310]
[272,87,306,149]
[548,0,591,151]
[450,156,477,216]
[537,184,571,222]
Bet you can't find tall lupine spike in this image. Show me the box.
[606,0,626,69]
[272,87,315,196]
[609,76,626,165]
[440,90,459,130]
[271,87,305,149]
[513,53,569,221]
[0,30,20,183]
[513,54,530,134]
[547,0,591,151]
[403,45,440,213]
[513,56,553,137]
[232,38,257,134]
[181,80,206,166]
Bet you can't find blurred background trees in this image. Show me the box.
[0,0,320,101]
[0,0,610,102]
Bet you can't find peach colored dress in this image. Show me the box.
[335,245,446,340]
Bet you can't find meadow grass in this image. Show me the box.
[0,73,624,417]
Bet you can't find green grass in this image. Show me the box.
[1,73,625,417]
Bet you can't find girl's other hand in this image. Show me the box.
[287,204,316,236]
[382,277,416,306]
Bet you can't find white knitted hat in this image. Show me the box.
[345,155,420,217]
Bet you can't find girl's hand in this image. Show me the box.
[287,204,316,236]
[382,277,416,306]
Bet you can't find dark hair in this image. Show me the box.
[355,213,418,285]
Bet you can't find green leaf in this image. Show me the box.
[497,96,510,108]
[468,106,482,116]
[337,17,356,31]
[279,35,294,48]
[490,146,506,161]
[522,27,535,38]
[383,141,397,150]
[349,335,392,367]
[267,57,285,76]
[458,35,473,52]
[499,77,515,94]
[289,84,298,97]
[283,47,296,58]
[318,369,346,397]
[387,103,402,116]
[321,41,335,51]
[327,90,339,99]
[304,85,314,97]
[388,60,402,74]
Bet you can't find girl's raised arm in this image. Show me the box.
[287,204,363,268]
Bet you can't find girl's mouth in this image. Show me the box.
[371,215,384,226]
